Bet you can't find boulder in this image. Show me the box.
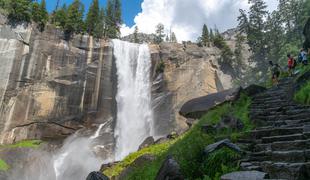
[242,85,266,97]
[216,115,244,131]
[86,171,109,180]
[221,171,268,180]
[180,88,241,119]
[139,136,155,150]
[155,155,184,180]
[204,139,242,156]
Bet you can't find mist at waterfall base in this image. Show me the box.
[7,40,155,179]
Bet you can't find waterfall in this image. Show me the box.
[112,39,154,161]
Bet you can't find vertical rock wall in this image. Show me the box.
[0,22,117,144]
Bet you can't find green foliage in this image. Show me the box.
[52,4,67,29]
[64,0,85,36]
[105,95,252,179]
[31,0,48,31]
[156,60,165,74]
[295,81,310,105]
[0,140,43,148]
[155,23,165,44]
[85,0,100,36]
[8,0,32,23]
[105,0,122,38]
[0,159,9,171]
[201,147,240,180]
[201,24,210,46]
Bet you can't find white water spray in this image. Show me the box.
[112,39,154,161]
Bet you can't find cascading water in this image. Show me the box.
[112,39,154,161]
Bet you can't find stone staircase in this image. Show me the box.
[239,78,310,180]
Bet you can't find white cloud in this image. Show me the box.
[121,0,279,42]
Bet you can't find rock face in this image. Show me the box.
[0,18,116,149]
[86,171,109,180]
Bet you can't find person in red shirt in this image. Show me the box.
[287,54,295,76]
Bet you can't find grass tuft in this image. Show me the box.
[0,159,9,171]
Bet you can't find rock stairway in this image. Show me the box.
[239,78,310,180]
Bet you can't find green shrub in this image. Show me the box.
[294,81,310,105]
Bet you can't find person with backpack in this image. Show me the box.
[287,54,295,76]
[300,48,308,65]
[269,61,281,85]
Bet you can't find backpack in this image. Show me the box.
[298,53,303,63]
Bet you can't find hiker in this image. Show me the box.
[287,54,295,76]
[269,61,280,85]
[300,48,308,65]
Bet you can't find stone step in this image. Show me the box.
[250,150,309,162]
[260,161,310,180]
[251,113,310,122]
[249,127,304,139]
[261,133,305,144]
[250,108,310,116]
[266,119,310,127]
[271,140,310,151]
[251,101,290,108]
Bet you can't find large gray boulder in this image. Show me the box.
[155,155,184,180]
[221,171,268,180]
[179,88,240,119]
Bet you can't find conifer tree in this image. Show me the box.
[65,0,84,37]
[209,29,214,43]
[105,0,122,38]
[170,32,177,43]
[93,8,105,38]
[32,0,48,31]
[133,26,139,43]
[155,23,165,44]
[8,0,32,22]
[201,24,209,46]
[86,0,100,36]
[52,4,67,29]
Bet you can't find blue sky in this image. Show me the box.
[38,0,142,26]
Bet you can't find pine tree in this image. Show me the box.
[8,0,32,22]
[171,32,177,43]
[201,24,209,46]
[155,23,165,44]
[85,0,100,36]
[209,29,214,43]
[104,0,122,38]
[65,0,85,37]
[52,4,67,29]
[93,8,105,38]
[133,26,139,43]
[31,0,48,31]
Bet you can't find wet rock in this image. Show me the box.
[155,155,184,180]
[179,88,241,119]
[86,171,109,180]
[139,136,155,150]
[221,171,268,180]
[242,85,266,97]
[100,162,119,172]
[216,115,244,131]
[204,139,242,156]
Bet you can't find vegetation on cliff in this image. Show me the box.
[104,94,252,179]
